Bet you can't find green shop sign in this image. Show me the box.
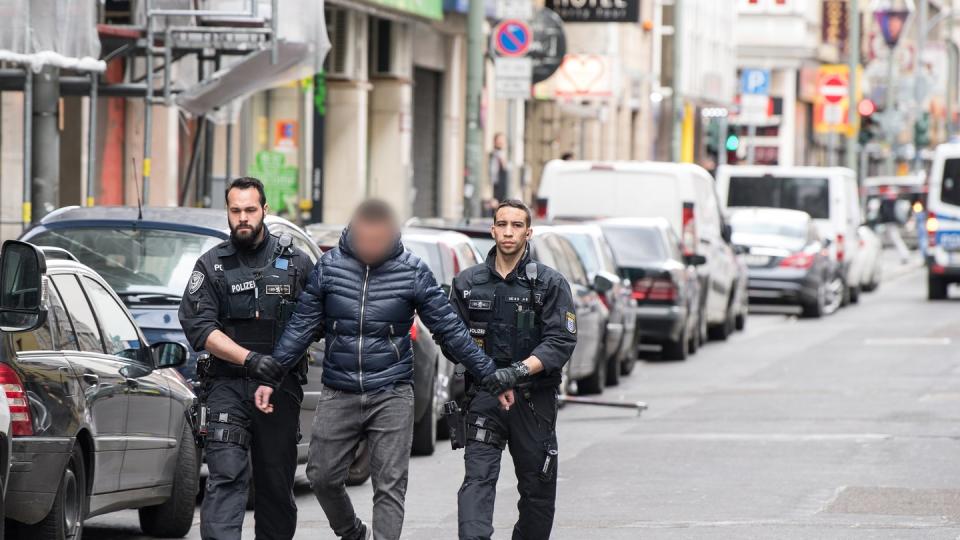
[248,150,298,215]
[369,0,442,20]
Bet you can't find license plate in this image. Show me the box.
[743,254,770,267]
[937,231,960,250]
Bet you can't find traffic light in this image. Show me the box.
[858,99,877,146]
[914,112,931,148]
[725,131,740,152]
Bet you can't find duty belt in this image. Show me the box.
[207,358,247,379]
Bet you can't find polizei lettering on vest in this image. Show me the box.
[230,280,256,294]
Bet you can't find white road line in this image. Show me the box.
[864,337,952,346]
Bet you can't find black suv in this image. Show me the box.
[0,241,196,539]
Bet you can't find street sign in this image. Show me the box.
[494,57,533,100]
[814,64,861,134]
[496,0,533,20]
[740,69,771,96]
[545,0,640,23]
[821,76,847,105]
[529,8,567,83]
[492,19,532,58]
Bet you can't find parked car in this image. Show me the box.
[856,225,883,292]
[599,218,703,360]
[551,224,637,382]
[529,227,612,394]
[728,208,835,318]
[538,160,741,341]
[407,218,495,255]
[401,228,485,452]
[923,143,960,299]
[0,240,196,539]
[0,388,9,539]
[716,165,862,305]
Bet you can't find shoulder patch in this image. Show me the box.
[565,311,577,334]
[188,271,205,294]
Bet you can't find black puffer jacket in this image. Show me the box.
[273,228,496,392]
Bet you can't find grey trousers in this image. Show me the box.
[306,383,415,540]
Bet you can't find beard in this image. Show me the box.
[230,220,264,250]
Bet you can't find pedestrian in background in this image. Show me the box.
[490,132,510,205]
[179,177,313,540]
[255,199,517,540]
[446,199,578,540]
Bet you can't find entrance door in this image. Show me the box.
[412,68,442,218]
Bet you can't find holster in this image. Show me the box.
[442,401,466,450]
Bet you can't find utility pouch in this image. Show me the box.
[539,443,558,482]
[188,399,208,448]
[443,401,466,450]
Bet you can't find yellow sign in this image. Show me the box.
[813,64,862,136]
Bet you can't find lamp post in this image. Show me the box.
[871,0,915,175]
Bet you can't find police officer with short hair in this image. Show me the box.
[448,199,578,540]
[179,177,313,540]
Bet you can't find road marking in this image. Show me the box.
[863,337,952,346]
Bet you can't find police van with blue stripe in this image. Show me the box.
[924,144,960,299]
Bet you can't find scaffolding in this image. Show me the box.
[0,0,328,224]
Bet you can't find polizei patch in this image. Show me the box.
[265,284,291,295]
[565,312,577,334]
[230,280,256,294]
[188,271,204,294]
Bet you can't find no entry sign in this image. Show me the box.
[493,19,532,57]
[821,76,847,104]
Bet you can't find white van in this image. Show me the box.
[537,160,741,339]
[924,144,960,299]
[715,165,862,304]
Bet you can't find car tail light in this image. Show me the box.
[535,198,548,219]
[836,233,845,262]
[409,322,418,341]
[0,363,33,436]
[681,202,697,257]
[932,263,946,274]
[779,252,815,269]
[632,277,678,302]
[927,212,939,248]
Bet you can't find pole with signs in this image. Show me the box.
[846,0,860,175]
[464,0,484,218]
[740,68,771,165]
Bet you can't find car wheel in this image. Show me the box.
[928,274,948,300]
[139,421,199,538]
[707,297,734,341]
[848,285,860,304]
[411,376,437,456]
[619,336,637,376]
[23,443,86,540]
[661,332,688,361]
[734,312,746,331]
[604,350,621,386]
[346,440,370,486]
[578,346,607,395]
[801,283,825,319]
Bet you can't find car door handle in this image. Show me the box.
[82,372,99,386]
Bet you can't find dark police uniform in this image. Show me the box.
[178,227,313,540]
[449,247,577,540]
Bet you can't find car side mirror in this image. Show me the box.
[0,240,48,333]
[152,341,189,369]
[721,223,733,243]
[684,254,707,266]
[592,271,617,294]
[119,363,153,379]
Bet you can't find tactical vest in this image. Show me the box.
[464,264,544,368]
[218,235,302,355]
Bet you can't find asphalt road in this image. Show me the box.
[85,256,960,539]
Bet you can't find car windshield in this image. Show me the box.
[29,227,221,301]
[728,176,830,219]
[600,226,666,265]
[562,232,601,275]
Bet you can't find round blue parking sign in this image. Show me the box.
[493,19,531,57]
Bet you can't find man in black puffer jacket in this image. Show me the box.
[255,199,514,540]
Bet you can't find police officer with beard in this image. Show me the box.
[448,200,578,540]
[179,177,313,540]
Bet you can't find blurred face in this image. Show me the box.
[351,219,398,265]
[227,187,267,249]
[492,206,531,257]
[493,133,506,150]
